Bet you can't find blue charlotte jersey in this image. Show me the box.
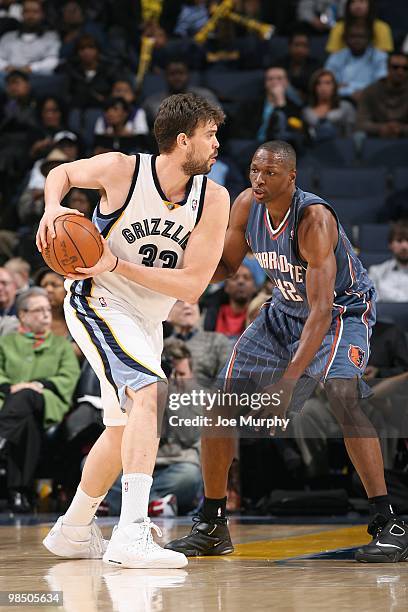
[245,187,374,319]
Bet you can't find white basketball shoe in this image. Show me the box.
[103,518,188,569]
[43,516,108,559]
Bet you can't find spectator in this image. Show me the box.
[231,66,303,146]
[62,34,116,110]
[206,154,246,203]
[174,0,209,38]
[0,70,37,209]
[105,341,202,517]
[0,0,60,75]
[27,133,78,193]
[30,96,68,160]
[0,267,17,316]
[142,59,221,127]
[0,288,80,512]
[203,264,257,340]
[65,187,95,219]
[58,0,105,60]
[297,0,346,34]
[17,149,69,225]
[4,257,31,293]
[326,0,393,54]
[93,96,150,154]
[166,300,232,388]
[51,131,80,161]
[302,68,356,139]
[369,221,408,302]
[356,52,408,138]
[276,30,322,101]
[325,22,387,100]
[104,79,149,136]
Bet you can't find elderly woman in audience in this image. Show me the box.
[302,69,356,140]
[0,288,80,512]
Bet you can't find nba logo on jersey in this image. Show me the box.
[192,199,198,212]
[348,344,365,369]
[124,481,128,493]
[99,297,107,308]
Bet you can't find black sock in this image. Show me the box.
[201,496,227,521]
[368,495,394,519]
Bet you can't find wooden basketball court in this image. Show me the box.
[0,515,407,611]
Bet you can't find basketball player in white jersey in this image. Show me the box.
[36,93,229,568]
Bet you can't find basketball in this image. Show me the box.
[42,213,103,275]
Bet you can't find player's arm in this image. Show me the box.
[284,205,338,381]
[211,188,252,282]
[73,182,231,303]
[36,152,133,251]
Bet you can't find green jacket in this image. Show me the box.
[0,333,80,427]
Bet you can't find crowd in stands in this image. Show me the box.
[0,0,408,516]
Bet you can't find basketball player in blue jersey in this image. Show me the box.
[35,93,230,568]
[166,140,408,563]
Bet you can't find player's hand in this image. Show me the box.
[67,237,117,280]
[36,206,83,252]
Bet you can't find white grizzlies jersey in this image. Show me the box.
[69,153,207,322]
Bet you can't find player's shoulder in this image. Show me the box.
[90,151,135,173]
[205,177,229,201]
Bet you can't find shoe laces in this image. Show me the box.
[129,519,163,553]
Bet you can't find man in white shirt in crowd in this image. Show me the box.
[369,220,408,302]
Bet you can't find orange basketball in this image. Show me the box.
[42,214,103,276]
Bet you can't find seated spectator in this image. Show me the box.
[231,65,304,147]
[17,149,69,225]
[0,0,60,75]
[325,22,387,101]
[93,97,150,155]
[0,288,80,512]
[174,0,209,38]
[0,70,37,208]
[107,79,149,135]
[166,300,232,388]
[302,68,356,139]
[58,0,105,60]
[27,133,78,193]
[369,221,408,302]
[4,257,31,294]
[203,264,257,340]
[61,34,116,110]
[29,96,68,160]
[326,0,393,53]
[142,58,221,127]
[0,266,17,316]
[276,30,322,101]
[356,52,408,138]
[297,0,346,34]
[105,341,202,517]
[65,187,95,219]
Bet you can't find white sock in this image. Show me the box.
[63,485,106,528]
[118,473,153,529]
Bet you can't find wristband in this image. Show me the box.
[109,257,119,272]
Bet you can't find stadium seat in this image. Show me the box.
[376,302,408,331]
[225,139,258,173]
[361,138,408,168]
[359,250,389,269]
[141,71,201,98]
[318,167,388,198]
[358,224,390,252]
[203,70,264,101]
[264,36,289,63]
[393,167,408,192]
[330,196,384,224]
[302,138,357,168]
[30,74,68,99]
[295,166,316,192]
[309,36,329,63]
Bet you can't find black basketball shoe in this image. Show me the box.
[355,514,408,563]
[164,515,234,557]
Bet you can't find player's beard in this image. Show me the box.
[182,146,211,176]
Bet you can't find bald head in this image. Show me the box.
[255,140,296,170]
